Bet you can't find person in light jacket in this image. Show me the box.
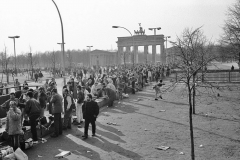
[6,101,23,151]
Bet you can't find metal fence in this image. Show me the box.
[171,70,240,83]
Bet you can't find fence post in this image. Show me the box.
[229,71,231,82]
[175,72,177,82]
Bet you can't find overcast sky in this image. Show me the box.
[0,0,236,56]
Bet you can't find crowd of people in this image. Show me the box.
[0,63,171,151]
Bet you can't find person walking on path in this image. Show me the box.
[50,89,63,138]
[82,94,99,139]
[153,79,165,100]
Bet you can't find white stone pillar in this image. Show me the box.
[126,46,131,63]
[160,44,166,64]
[134,45,138,64]
[117,46,123,65]
[144,45,148,63]
[152,44,156,64]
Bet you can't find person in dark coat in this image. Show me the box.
[102,84,116,107]
[82,94,99,139]
[62,88,73,130]
[38,87,47,117]
[50,89,63,138]
[24,91,41,143]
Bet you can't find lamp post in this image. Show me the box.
[87,46,93,51]
[149,27,161,62]
[8,36,20,75]
[112,26,135,66]
[165,36,171,64]
[148,27,161,35]
[52,0,66,85]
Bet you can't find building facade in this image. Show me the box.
[89,50,117,67]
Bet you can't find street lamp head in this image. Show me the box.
[8,36,20,39]
[112,26,120,28]
[148,28,153,30]
[157,27,161,30]
[167,36,171,38]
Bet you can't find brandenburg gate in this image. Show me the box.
[115,26,166,65]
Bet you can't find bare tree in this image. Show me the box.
[1,45,11,83]
[170,27,215,160]
[221,0,240,67]
[51,51,58,77]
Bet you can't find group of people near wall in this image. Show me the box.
[0,63,170,151]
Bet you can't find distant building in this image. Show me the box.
[89,50,117,66]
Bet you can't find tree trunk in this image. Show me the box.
[193,74,196,114]
[188,85,195,160]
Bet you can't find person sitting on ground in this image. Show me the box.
[91,82,100,97]
[106,79,116,92]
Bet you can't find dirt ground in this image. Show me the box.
[24,81,240,160]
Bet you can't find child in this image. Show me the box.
[153,79,165,100]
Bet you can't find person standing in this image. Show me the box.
[76,85,84,127]
[43,79,49,91]
[5,101,23,151]
[62,89,73,130]
[24,91,41,143]
[82,94,99,139]
[50,89,63,138]
[38,87,47,117]
[14,79,21,92]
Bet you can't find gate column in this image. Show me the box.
[160,44,165,64]
[152,44,156,64]
[126,46,131,63]
[117,46,123,65]
[144,45,148,63]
